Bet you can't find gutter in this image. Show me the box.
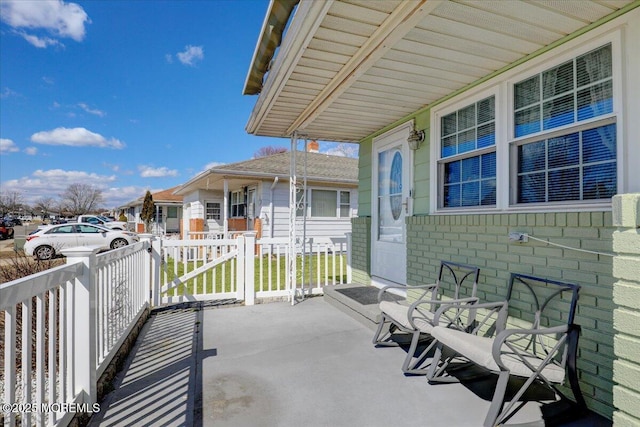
[245,0,333,135]
[243,0,300,96]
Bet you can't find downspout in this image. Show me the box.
[269,176,279,238]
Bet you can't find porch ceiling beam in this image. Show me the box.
[285,0,441,136]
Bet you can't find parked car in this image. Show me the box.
[24,223,139,260]
[3,217,22,226]
[0,220,14,240]
[76,214,128,230]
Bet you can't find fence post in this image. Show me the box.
[244,233,256,305]
[346,232,352,284]
[62,246,99,406]
[141,234,160,307]
[236,235,246,302]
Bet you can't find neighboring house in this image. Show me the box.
[243,0,640,422]
[174,148,358,240]
[120,186,183,235]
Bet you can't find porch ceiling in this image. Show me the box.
[245,0,636,142]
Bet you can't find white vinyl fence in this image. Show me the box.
[1,232,351,425]
[0,240,150,427]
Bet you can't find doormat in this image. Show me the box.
[334,287,403,306]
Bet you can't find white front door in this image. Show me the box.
[371,123,412,286]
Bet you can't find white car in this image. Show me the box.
[24,223,139,260]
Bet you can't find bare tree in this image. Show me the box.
[59,183,104,215]
[254,145,288,158]
[0,191,24,216]
[34,197,56,219]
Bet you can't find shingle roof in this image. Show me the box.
[150,186,183,203]
[120,186,183,208]
[211,151,358,182]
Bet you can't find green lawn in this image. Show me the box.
[161,253,347,297]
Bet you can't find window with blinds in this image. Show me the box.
[439,96,496,208]
[513,44,616,204]
[432,39,619,212]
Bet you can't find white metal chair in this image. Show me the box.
[427,273,586,427]
[372,261,480,375]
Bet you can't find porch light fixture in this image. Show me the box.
[407,127,424,150]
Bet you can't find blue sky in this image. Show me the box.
[0,0,356,210]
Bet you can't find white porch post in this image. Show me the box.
[346,232,353,284]
[288,133,298,304]
[62,246,99,406]
[223,178,229,237]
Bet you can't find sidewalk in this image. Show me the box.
[87,297,610,427]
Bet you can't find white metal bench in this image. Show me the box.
[372,261,480,375]
[427,273,586,427]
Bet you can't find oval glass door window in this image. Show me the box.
[389,151,403,220]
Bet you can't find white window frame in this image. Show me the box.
[205,201,221,221]
[432,86,502,213]
[430,28,623,214]
[230,190,245,218]
[296,188,353,219]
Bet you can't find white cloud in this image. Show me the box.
[165,53,173,64]
[24,147,38,155]
[0,169,116,204]
[322,142,359,158]
[176,45,204,66]
[30,127,125,149]
[17,30,63,48]
[139,165,179,178]
[104,186,151,208]
[78,102,106,117]
[1,87,20,98]
[0,138,20,154]
[0,170,151,208]
[203,161,224,170]
[0,0,90,45]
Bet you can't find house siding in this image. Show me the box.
[269,182,356,240]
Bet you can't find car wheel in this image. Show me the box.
[110,238,128,249]
[35,245,55,260]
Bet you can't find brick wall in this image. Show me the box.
[350,217,371,285]
[406,212,616,418]
[611,194,640,426]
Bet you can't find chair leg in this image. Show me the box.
[484,370,509,427]
[427,342,459,383]
[372,314,387,345]
[566,326,587,410]
[372,314,399,347]
[403,333,436,375]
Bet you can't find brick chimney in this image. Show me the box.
[307,140,319,153]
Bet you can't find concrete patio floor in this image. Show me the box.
[88,296,610,427]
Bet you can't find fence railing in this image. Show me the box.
[0,240,150,427]
[1,232,351,425]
